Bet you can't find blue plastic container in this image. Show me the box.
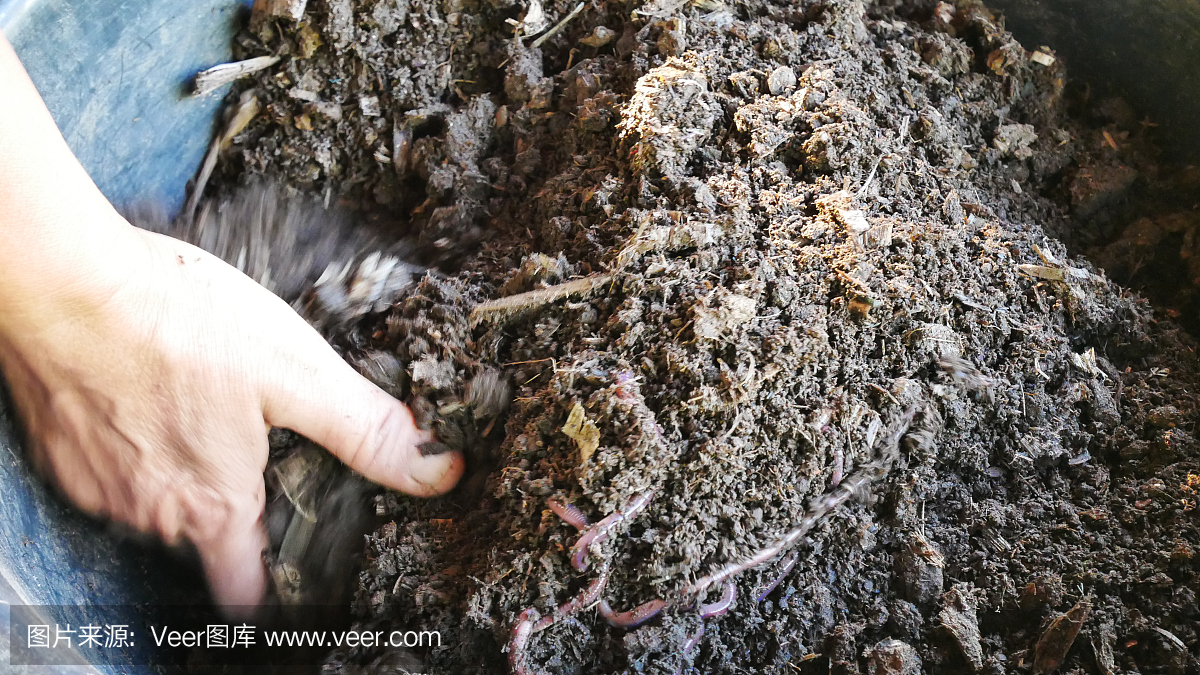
[0,1,249,671]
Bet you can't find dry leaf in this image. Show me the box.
[563,402,600,462]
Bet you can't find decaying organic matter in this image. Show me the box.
[166,0,1200,672]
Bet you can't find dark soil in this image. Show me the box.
[190,0,1200,673]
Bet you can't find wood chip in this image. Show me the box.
[938,584,984,671]
[1018,264,1066,282]
[1030,49,1056,67]
[193,56,280,96]
[1033,597,1090,674]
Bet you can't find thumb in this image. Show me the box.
[262,339,464,496]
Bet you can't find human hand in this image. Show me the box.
[0,213,464,615]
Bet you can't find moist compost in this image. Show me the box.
[188,0,1200,672]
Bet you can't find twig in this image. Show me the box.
[531,1,586,48]
[185,90,259,221]
[470,274,613,326]
[856,154,883,199]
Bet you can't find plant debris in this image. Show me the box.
[192,56,281,96]
[1032,596,1091,675]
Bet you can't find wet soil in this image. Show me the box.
[198,0,1200,673]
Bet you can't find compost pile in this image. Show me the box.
[205,0,1200,672]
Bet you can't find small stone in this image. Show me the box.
[312,101,342,120]
[351,351,402,395]
[694,292,757,339]
[839,208,870,234]
[1031,48,1056,66]
[1089,379,1121,428]
[288,87,319,102]
[888,600,925,639]
[767,65,797,95]
[1146,405,1184,429]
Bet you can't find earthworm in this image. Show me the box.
[831,446,844,487]
[547,497,589,530]
[569,491,654,572]
[698,581,736,618]
[685,406,917,600]
[570,527,603,571]
[507,608,540,675]
[533,566,609,632]
[754,551,799,602]
[672,625,706,675]
[597,597,667,628]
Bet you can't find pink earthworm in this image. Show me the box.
[672,625,707,675]
[698,581,736,618]
[533,566,609,632]
[547,497,589,530]
[830,446,844,487]
[570,527,603,571]
[754,551,799,602]
[507,608,540,675]
[685,406,918,600]
[597,597,667,628]
[569,491,654,572]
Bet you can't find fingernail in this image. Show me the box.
[409,451,460,488]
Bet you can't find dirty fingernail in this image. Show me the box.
[409,450,461,488]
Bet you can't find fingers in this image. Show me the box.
[261,340,464,497]
[189,486,270,618]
